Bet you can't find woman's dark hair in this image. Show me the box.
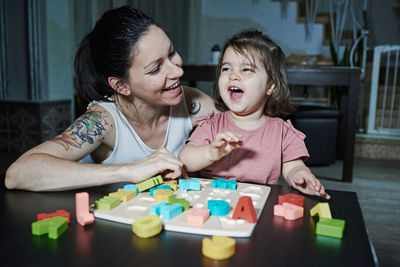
[212,30,293,118]
[74,6,157,113]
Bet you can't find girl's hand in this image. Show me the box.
[208,132,242,161]
[283,160,331,200]
[290,169,331,199]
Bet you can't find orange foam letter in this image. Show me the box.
[232,196,257,223]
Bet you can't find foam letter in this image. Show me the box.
[232,196,257,223]
[75,192,95,226]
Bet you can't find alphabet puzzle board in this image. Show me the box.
[92,178,270,237]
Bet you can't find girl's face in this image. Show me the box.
[218,46,274,117]
[124,25,184,106]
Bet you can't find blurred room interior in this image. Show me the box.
[0,0,399,265]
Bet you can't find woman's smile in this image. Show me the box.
[164,81,181,91]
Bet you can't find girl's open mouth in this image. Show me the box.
[229,86,243,101]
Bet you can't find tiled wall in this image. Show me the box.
[355,136,400,161]
[0,100,71,154]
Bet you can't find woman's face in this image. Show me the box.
[124,25,184,106]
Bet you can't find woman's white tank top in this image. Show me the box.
[80,93,192,164]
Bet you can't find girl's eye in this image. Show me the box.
[242,68,253,72]
[148,65,160,74]
[221,67,230,72]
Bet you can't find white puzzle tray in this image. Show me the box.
[92,178,271,237]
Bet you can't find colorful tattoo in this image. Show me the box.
[50,110,110,150]
[190,101,201,115]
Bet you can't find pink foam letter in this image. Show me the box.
[75,192,95,226]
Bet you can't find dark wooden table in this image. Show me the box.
[182,65,361,183]
[1,182,377,266]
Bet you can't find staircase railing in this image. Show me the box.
[367,45,400,136]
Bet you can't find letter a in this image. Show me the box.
[232,196,258,223]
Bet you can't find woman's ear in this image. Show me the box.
[266,83,275,96]
[108,77,131,96]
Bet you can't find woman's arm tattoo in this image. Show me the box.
[50,110,110,150]
[190,101,201,115]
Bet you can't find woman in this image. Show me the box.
[5,6,216,191]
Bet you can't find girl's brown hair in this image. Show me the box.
[212,30,293,118]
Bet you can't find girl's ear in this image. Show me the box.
[108,77,131,96]
[266,83,275,96]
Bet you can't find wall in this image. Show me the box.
[198,0,326,64]
[197,0,400,65]
[369,0,400,46]
[2,0,400,102]
[46,0,75,102]
[3,0,29,99]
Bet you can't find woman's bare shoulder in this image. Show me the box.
[183,86,218,126]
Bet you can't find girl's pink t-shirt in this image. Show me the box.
[188,112,309,184]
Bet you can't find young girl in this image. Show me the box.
[179,30,330,199]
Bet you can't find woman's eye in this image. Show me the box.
[168,50,176,58]
[148,65,160,74]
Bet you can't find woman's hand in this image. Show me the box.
[208,132,242,161]
[134,148,186,182]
